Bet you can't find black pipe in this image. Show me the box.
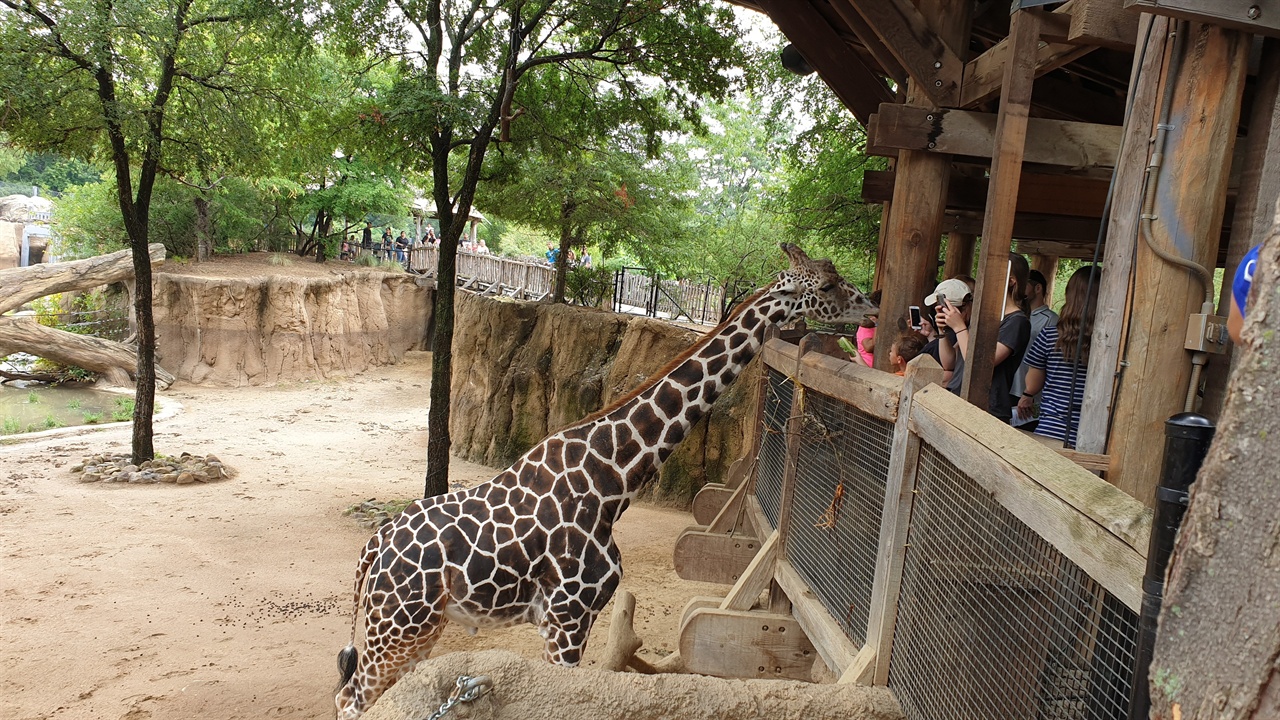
[1127,412,1215,720]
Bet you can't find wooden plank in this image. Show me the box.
[692,483,733,525]
[824,4,908,86]
[839,644,877,685]
[837,0,965,107]
[673,529,761,585]
[793,351,902,423]
[948,211,1104,246]
[1104,22,1248,505]
[1071,0,1140,49]
[772,339,812,551]
[706,477,752,534]
[760,338,799,373]
[679,596,724,634]
[720,530,780,612]
[862,168,1110,218]
[1078,15,1166,456]
[865,354,943,685]
[961,8,1039,410]
[1203,37,1280,420]
[755,0,893,126]
[774,558,860,674]
[1057,447,1112,472]
[961,13,1096,108]
[1125,0,1280,38]
[679,607,818,680]
[910,386,1148,610]
[868,104,1122,168]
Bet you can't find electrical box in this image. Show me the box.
[1185,313,1231,354]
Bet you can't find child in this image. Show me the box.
[889,330,927,376]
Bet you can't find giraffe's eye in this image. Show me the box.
[819,284,835,293]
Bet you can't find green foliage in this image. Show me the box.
[112,397,135,423]
[0,147,103,194]
[67,399,82,410]
[1,417,19,435]
[82,411,103,424]
[26,390,39,404]
[42,414,63,430]
[565,266,614,308]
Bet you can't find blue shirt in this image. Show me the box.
[1233,245,1260,313]
[1023,326,1087,446]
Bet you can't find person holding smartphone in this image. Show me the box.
[927,254,1032,421]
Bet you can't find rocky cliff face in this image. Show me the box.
[449,292,753,504]
[152,271,431,386]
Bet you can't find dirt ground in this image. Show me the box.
[0,357,724,719]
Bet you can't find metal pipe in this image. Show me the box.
[1127,412,1215,720]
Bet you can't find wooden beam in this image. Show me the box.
[836,0,965,107]
[1125,0,1280,38]
[824,2,908,86]
[720,530,780,612]
[863,168,1110,218]
[792,351,902,423]
[865,354,943,685]
[691,483,734,525]
[774,558,860,674]
[867,104,1123,169]
[909,386,1150,609]
[1079,15,1169,457]
[1202,37,1280,420]
[947,212,1105,246]
[1071,0,1141,49]
[869,0,972,372]
[962,8,1039,410]
[756,0,893,125]
[1105,22,1249,506]
[1029,253,1060,304]
[961,10,1097,108]
[943,231,976,279]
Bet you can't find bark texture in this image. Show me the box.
[1150,232,1280,719]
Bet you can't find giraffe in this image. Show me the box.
[334,243,876,718]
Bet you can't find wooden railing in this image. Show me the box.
[408,246,555,301]
[675,334,1152,718]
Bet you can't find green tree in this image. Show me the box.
[0,0,290,463]
[330,0,744,496]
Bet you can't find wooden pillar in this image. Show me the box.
[871,201,892,293]
[1077,14,1168,456]
[1029,253,1059,304]
[1201,37,1280,420]
[961,8,1039,408]
[1105,22,1249,506]
[942,231,975,280]
[872,0,972,370]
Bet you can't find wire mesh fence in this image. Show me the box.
[785,389,895,643]
[887,443,1139,720]
[755,368,793,529]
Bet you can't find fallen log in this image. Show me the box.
[362,649,904,720]
[0,316,174,388]
[0,244,165,315]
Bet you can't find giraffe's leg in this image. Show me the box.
[336,581,450,720]
[540,542,623,666]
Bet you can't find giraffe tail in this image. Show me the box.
[339,531,382,690]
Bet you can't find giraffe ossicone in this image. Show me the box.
[335,243,875,718]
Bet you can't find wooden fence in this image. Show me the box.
[408,246,554,301]
[675,333,1152,719]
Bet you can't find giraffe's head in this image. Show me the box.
[772,243,877,325]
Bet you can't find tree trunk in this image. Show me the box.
[130,233,157,462]
[0,316,175,387]
[1149,231,1280,719]
[552,199,575,304]
[194,194,212,262]
[0,244,165,315]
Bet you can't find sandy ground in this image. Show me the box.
[0,357,723,719]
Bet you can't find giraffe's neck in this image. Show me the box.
[581,287,793,499]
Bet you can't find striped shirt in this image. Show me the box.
[1022,326,1088,446]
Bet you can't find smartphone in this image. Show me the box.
[909,305,922,330]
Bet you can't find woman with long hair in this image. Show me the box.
[1016,265,1101,447]
[935,252,1031,421]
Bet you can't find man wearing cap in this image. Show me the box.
[927,278,974,393]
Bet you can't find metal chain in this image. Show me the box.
[422,675,493,720]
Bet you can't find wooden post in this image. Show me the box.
[859,354,944,685]
[1029,253,1059,304]
[942,231,975,280]
[961,8,1038,408]
[1105,22,1248,505]
[1077,14,1168,455]
[1201,37,1280,420]
[871,201,892,293]
[871,0,971,371]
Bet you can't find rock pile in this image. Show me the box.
[70,452,231,484]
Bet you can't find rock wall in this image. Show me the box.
[449,292,754,504]
[152,271,432,386]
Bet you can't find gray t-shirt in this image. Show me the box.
[1011,304,1060,418]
